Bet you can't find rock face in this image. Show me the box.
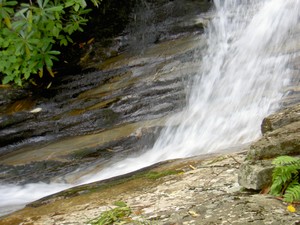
[239,103,300,190]
[0,0,212,185]
[238,23,300,188]
[1,152,299,225]
[1,1,300,223]
[238,160,274,190]
[261,104,300,134]
[0,0,212,152]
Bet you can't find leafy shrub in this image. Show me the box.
[0,0,101,86]
[270,156,300,203]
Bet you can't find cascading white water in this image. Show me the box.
[80,0,299,183]
[0,0,299,216]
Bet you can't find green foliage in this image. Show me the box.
[0,0,101,86]
[270,156,300,203]
[89,201,132,225]
[88,201,155,225]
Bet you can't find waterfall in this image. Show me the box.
[151,0,298,155]
[0,0,299,216]
[80,0,299,183]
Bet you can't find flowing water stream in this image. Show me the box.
[1,0,299,216]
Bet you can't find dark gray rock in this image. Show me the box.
[248,121,300,161]
[239,104,300,190]
[0,0,212,156]
[261,104,300,134]
[238,160,273,190]
[0,88,30,110]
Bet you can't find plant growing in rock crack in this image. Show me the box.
[88,201,156,225]
[88,201,132,225]
[270,156,300,203]
[0,0,101,86]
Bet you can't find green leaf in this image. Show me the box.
[48,50,60,55]
[15,43,25,55]
[44,55,53,68]
[15,8,29,18]
[66,35,73,43]
[0,0,96,85]
[12,20,27,30]
[60,38,68,46]
[2,27,12,36]
[37,0,43,8]
[2,40,10,48]
[43,0,50,8]
[8,56,17,63]
[74,4,80,12]
[79,0,87,8]
[270,155,300,203]
[65,1,75,8]
[91,0,101,7]
[14,76,22,86]
[45,6,63,12]
[77,26,84,32]
[23,69,31,80]
[52,26,60,37]
[284,181,300,202]
[5,1,18,6]
[28,39,41,45]
[46,20,55,32]
[272,156,298,166]
[113,201,127,207]
[2,75,14,84]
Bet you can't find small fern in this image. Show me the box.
[270,156,300,203]
[284,180,300,202]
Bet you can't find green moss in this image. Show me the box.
[29,168,182,208]
[142,170,180,180]
[207,156,227,165]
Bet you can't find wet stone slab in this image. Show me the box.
[0,32,207,185]
[0,120,165,184]
[1,151,299,225]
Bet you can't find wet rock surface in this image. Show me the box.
[0,124,163,184]
[0,48,191,181]
[1,152,299,225]
[1,1,300,223]
[0,0,212,185]
[0,0,212,154]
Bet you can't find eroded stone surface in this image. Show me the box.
[247,103,300,162]
[248,121,300,161]
[1,152,299,225]
[238,160,273,190]
[0,31,208,185]
[239,104,300,190]
[0,0,211,155]
[261,104,300,134]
